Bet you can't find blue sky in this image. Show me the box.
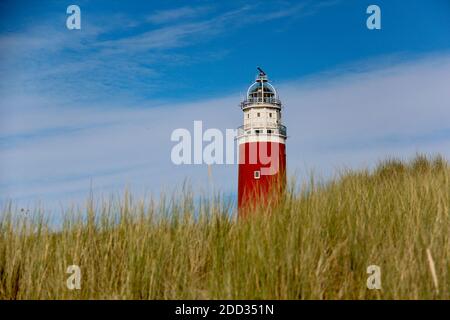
[1,0,449,102]
[1,0,450,210]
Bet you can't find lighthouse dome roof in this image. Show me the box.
[241,68,282,109]
[246,81,278,99]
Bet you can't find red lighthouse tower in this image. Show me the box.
[237,68,287,216]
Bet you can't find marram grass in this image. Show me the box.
[1,155,450,300]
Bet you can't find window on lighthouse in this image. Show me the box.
[254,171,261,179]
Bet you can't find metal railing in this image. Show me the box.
[244,121,277,129]
[240,97,282,109]
[237,124,287,137]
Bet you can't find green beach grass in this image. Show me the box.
[1,155,449,299]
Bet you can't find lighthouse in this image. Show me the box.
[237,68,287,216]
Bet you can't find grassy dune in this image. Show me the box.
[1,155,450,299]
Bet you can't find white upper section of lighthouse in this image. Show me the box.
[237,68,287,143]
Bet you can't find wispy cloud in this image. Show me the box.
[0,1,340,103]
[146,6,212,24]
[1,52,450,210]
[5,0,446,211]
[97,20,214,52]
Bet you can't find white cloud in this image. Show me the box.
[0,1,339,104]
[1,53,450,210]
[146,6,212,24]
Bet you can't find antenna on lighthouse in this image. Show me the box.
[257,67,266,76]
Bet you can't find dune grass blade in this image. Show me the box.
[0,154,450,299]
